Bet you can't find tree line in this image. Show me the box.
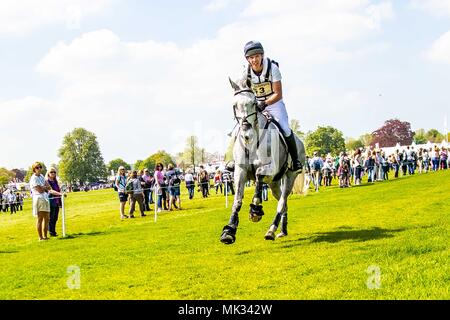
[1,119,448,186]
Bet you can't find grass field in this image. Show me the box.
[0,171,449,300]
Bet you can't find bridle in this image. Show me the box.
[233,89,258,127]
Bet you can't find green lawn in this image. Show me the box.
[0,171,449,299]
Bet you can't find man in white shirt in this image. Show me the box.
[241,41,302,173]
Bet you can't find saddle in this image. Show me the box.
[260,111,290,181]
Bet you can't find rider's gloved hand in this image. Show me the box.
[256,100,267,112]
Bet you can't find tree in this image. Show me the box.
[58,128,107,184]
[425,129,444,143]
[142,151,176,170]
[414,129,427,144]
[0,168,15,186]
[305,126,345,156]
[360,133,373,147]
[371,119,414,148]
[290,119,305,140]
[178,136,201,170]
[107,158,131,174]
[11,169,26,182]
[345,137,364,151]
[24,162,47,182]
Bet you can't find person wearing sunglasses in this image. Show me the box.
[29,162,52,241]
[45,167,66,237]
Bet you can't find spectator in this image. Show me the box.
[184,169,195,200]
[431,146,440,171]
[222,164,235,196]
[16,193,23,211]
[7,192,16,214]
[154,163,166,213]
[440,147,448,170]
[128,170,146,218]
[29,162,51,241]
[214,170,223,194]
[352,149,363,186]
[115,166,129,219]
[198,165,209,198]
[141,169,152,211]
[166,164,182,211]
[45,167,65,236]
[309,151,323,192]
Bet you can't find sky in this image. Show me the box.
[1,0,450,169]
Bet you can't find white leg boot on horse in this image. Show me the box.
[249,175,266,223]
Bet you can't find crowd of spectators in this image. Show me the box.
[305,145,449,192]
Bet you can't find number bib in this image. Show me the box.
[251,81,273,99]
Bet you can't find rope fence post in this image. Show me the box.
[61,194,66,237]
[154,185,158,223]
[225,180,228,208]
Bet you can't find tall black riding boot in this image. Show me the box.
[285,132,303,173]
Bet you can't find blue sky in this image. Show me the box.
[1,0,450,169]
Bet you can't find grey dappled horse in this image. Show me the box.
[220,79,307,244]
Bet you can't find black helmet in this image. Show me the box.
[244,41,264,57]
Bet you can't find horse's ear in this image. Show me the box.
[229,77,241,92]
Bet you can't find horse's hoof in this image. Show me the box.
[264,230,275,241]
[249,204,264,222]
[220,226,236,245]
[220,234,235,244]
[249,213,263,223]
[276,232,287,239]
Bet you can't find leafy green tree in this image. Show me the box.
[290,119,305,140]
[345,138,364,151]
[178,136,202,170]
[107,158,131,174]
[0,168,15,186]
[58,128,107,184]
[425,129,444,143]
[414,129,427,144]
[360,133,373,147]
[305,126,345,156]
[24,162,47,182]
[137,151,175,171]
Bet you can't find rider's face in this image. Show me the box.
[246,54,263,72]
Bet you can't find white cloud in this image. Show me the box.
[204,0,238,12]
[425,30,450,64]
[1,1,394,169]
[0,0,113,35]
[410,0,450,17]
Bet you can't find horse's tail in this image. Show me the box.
[292,172,308,195]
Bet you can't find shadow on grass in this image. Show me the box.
[282,227,407,248]
[58,231,106,240]
[0,250,18,254]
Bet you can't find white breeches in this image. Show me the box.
[265,100,291,137]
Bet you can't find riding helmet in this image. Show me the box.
[244,41,264,57]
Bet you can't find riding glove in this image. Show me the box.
[256,100,267,112]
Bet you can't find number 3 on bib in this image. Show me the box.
[252,82,273,98]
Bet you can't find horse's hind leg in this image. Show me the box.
[264,181,281,240]
[267,172,298,240]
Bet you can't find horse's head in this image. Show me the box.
[229,78,258,145]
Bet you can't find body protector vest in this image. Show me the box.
[247,58,279,101]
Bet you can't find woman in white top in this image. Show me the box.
[29,162,53,241]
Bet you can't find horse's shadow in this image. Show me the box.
[283,226,406,247]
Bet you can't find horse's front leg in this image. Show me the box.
[220,167,246,244]
[249,174,266,222]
